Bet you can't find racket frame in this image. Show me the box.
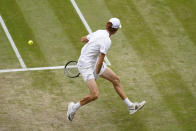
[64,60,80,78]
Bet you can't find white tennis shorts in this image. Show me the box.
[77,62,107,82]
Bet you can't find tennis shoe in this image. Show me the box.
[67,102,77,121]
[128,101,146,115]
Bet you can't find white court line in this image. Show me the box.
[70,0,111,66]
[0,66,65,73]
[0,65,79,73]
[70,0,92,34]
[0,15,27,69]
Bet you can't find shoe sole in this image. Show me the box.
[130,101,146,115]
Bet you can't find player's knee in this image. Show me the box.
[90,92,99,101]
[92,95,99,100]
[112,76,120,86]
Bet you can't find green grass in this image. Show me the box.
[0,24,20,69]
[0,0,196,130]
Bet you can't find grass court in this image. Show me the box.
[0,0,196,130]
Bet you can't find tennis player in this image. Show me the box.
[67,18,146,121]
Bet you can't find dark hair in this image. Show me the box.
[106,22,118,34]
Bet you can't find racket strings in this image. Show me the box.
[65,61,79,78]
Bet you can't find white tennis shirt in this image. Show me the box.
[78,30,111,68]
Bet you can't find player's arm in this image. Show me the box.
[81,36,89,43]
[96,53,105,74]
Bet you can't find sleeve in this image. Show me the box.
[100,39,111,54]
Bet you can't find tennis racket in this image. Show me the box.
[64,61,80,78]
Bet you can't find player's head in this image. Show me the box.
[106,18,121,35]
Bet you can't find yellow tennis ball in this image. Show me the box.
[28,40,33,45]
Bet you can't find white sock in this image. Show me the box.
[124,98,133,107]
[74,102,81,111]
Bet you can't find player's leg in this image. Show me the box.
[80,79,99,105]
[100,67,146,115]
[67,79,99,121]
[100,67,127,100]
